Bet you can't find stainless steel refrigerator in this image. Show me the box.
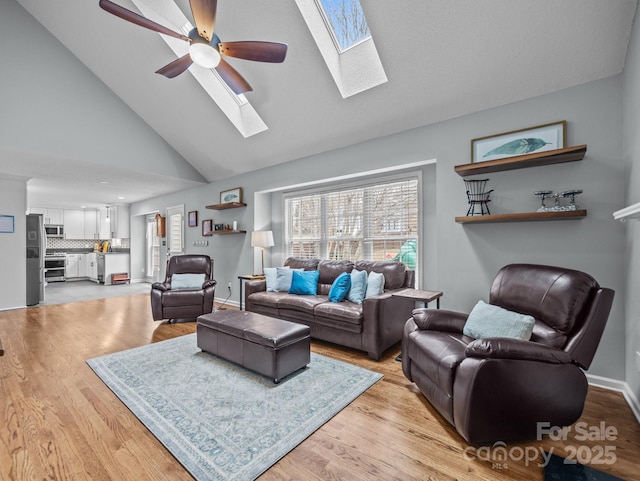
[26,214,45,306]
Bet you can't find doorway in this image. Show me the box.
[146,214,161,282]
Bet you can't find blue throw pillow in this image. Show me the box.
[171,273,205,289]
[329,272,352,302]
[463,300,535,340]
[347,269,367,304]
[288,270,320,295]
[264,267,282,292]
[274,267,301,292]
[365,271,385,298]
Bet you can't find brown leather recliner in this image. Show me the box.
[402,264,615,445]
[150,255,216,322]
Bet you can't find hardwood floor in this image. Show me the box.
[0,294,638,480]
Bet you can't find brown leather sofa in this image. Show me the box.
[245,257,416,360]
[402,263,615,445]
[150,254,216,321]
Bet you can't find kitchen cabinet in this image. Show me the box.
[30,207,64,225]
[84,210,99,239]
[64,210,85,239]
[65,254,81,278]
[100,204,130,239]
[64,209,100,239]
[87,253,99,282]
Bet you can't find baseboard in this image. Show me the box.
[214,297,239,309]
[587,373,640,424]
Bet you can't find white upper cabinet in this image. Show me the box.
[64,210,85,239]
[29,207,64,225]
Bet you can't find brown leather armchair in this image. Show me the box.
[402,264,614,445]
[150,255,216,322]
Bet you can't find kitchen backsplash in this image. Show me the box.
[47,238,130,249]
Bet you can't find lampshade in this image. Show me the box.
[189,43,221,68]
[251,230,274,248]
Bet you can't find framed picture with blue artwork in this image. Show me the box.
[0,215,14,233]
[471,121,566,163]
[220,187,243,204]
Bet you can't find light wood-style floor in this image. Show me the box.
[0,294,638,481]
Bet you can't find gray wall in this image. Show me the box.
[0,0,203,183]
[622,4,640,405]
[0,176,28,310]
[132,75,626,382]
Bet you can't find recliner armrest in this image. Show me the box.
[412,309,467,333]
[151,282,170,292]
[465,338,572,364]
[202,280,217,289]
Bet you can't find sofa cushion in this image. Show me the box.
[314,301,363,326]
[247,291,289,310]
[355,260,407,290]
[463,300,535,341]
[318,260,354,285]
[347,269,367,304]
[162,289,205,307]
[365,271,385,298]
[289,270,320,295]
[329,272,351,302]
[284,257,321,271]
[277,294,328,313]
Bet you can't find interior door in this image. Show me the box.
[166,205,185,257]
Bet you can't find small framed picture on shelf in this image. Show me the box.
[188,211,198,227]
[471,121,566,163]
[220,187,243,204]
[202,219,213,236]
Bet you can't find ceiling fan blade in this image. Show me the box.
[218,41,288,63]
[99,0,190,42]
[189,0,217,42]
[215,58,252,94]
[155,54,193,78]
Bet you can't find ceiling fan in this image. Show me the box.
[98,0,287,94]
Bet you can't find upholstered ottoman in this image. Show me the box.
[196,310,311,383]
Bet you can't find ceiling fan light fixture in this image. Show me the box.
[189,43,221,68]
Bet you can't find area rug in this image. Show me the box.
[544,452,626,480]
[87,334,382,481]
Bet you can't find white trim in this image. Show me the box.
[587,373,640,424]
[256,158,436,195]
[613,201,640,221]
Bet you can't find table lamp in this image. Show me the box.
[251,230,274,274]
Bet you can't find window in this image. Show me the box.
[285,178,419,269]
[317,0,371,52]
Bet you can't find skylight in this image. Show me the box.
[316,0,371,52]
[296,0,387,98]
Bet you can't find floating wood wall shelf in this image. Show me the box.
[455,210,587,224]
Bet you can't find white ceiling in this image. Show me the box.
[6,0,639,209]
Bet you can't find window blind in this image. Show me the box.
[285,177,418,269]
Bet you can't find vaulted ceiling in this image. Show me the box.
[3,0,638,209]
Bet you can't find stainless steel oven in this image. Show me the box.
[44,254,66,282]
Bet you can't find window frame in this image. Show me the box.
[283,173,421,274]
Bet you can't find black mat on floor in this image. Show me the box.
[544,452,625,481]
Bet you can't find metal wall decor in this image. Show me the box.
[534,189,583,212]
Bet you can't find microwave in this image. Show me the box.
[45,224,64,238]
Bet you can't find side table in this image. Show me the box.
[238,274,265,310]
[392,288,443,308]
[392,288,443,361]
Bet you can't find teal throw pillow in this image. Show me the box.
[274,267,301,292]
[347,269,367,304]
[329,272,352,302]
[463,300,535,340]
[288,270,320,295]
[171,273,205,289]
[365,271,385,298]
